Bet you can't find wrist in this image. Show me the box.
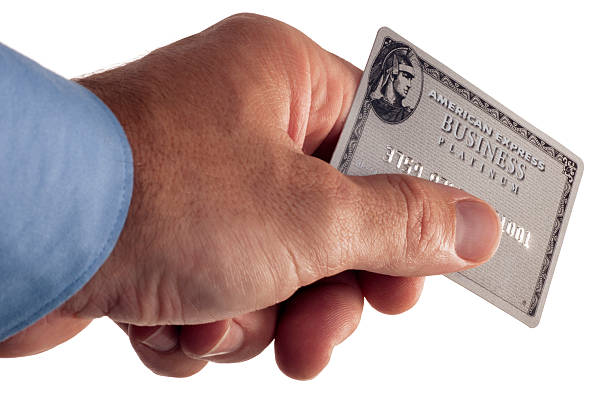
[59,73,142,320]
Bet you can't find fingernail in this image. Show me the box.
[198,321,244,359]
[141,326,178,352]
[455,200,500,262]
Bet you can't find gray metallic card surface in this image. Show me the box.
[330,28,583,327]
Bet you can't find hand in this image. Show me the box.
[0,14,500,379]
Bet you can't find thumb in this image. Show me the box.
[344,173,501,276]
[295,166,501,280]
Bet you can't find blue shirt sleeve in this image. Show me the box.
[0,43,133,341]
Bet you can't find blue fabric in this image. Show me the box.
[0,43,133,341]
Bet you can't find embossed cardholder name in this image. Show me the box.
[330,28,583,327]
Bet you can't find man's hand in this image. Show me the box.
[0,14,500,379]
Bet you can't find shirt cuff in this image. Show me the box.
[0,43,133,341]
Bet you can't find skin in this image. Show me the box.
[0,14,500,380]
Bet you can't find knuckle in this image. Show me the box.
[386,175,450,259]
[216,13,282,45]
[223,12,268,26]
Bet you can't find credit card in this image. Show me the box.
[330,27,583,327]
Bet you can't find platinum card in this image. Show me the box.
[330,27,583,327]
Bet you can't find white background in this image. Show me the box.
[1,1,609,412]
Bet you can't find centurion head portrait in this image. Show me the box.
[368,40,423,124]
